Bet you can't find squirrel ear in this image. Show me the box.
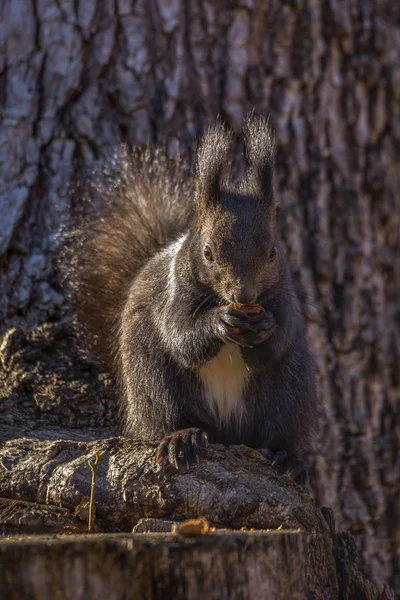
[243,114,276,205]
[196,120,233,206]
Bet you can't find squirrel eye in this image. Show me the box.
[204,245,213,261]
[270,246,278,259]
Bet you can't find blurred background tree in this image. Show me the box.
[1,0,399,590]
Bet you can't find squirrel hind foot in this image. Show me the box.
[156,428,209,470]
[257,448,308,485]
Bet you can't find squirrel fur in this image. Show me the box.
[63,116,318,480]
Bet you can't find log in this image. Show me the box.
[0,434,396,599]
[0,531,337,600]
[0,437,328,535]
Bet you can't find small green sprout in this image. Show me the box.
[0,458,11,471]
[87,450,106,533]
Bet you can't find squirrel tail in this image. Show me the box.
[60,146,193,368]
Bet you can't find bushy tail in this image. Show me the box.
[60,146,193,369]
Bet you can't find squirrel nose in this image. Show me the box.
[233,285,256,305]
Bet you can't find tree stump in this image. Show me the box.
[0,531,337,600]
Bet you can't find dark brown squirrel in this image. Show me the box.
[63,116,319,483]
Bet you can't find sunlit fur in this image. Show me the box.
[62,116,318,460]
[198,342,251,423]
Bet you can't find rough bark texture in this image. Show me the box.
[0,440,395,600]
[1,0,399,592]
[1,532,396,600]
[0,437,332,536]
[0,532,337,600]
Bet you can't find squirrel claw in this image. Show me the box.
[242,312,275,346]
[191,429,206,463]
[156,428,208,469]
[285,458,308,484]
[257,448,308,484]
[271,450,288,467]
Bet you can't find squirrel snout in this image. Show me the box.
[232,284,257,305]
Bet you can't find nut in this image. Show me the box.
[172,517,210,536]
[228,303,264,315]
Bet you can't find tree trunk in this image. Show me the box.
[1,0,399,592]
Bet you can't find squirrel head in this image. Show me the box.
[194,116,282,304]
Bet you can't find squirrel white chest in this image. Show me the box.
[198,343,251,422]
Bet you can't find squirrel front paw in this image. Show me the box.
[214,306,259,348]
[215,306,274,348]
[242,310,275,346]
[156,427,209,469]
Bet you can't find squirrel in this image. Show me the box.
[63,115,318,483]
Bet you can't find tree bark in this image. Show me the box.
[0,0,399,592]
[0,439,395,600]
[0,532,338,600]
[0,438,330,535]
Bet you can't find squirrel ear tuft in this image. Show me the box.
[196,120,233,207]
[243,114,276,204]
